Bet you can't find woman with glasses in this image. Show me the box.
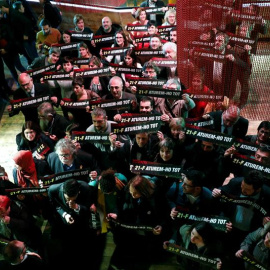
[100,30,132,65]
[16,120,54,160]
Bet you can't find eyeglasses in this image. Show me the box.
[58,153,71,158]
[260,143,270,150]
[20,81,31,87]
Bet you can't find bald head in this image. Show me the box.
[222,105,240,127]
[18,73,33,93]
[102,16,112,33]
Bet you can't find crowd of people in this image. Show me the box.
[0,0,270,269]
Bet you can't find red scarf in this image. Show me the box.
[13,150,39,188]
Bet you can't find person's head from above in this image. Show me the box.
[139,96,154,114]
[191,69,205,92]
[65,123,80,139]
[37,101,55,125]
[21,121,42,142]
[3,240,28,265]
[102,16,113,33]
[114,30,128,47]
[149,34,162,50]
[164,9,176,25]
[222,105,240,127]
[169,117,185,139]
[12,1,24,13]
[108,76,124,99]
[39,18,51,36]
[55,138,77,166]
[73,14,85,31]
[63,179,80,202]
[214,32,229,52]
[162,41,177,59]
[164,78,181,90]
[170,29,177,43]
[0,195,11,219]
[48,47,61,64]
[99,168,117,194]
[18,73,34,94]
[62,56,74,72]
[13,150,35,172]
[89,55,102,69]
[78,41,90,58]
[128,175,155,199]
[62,30,72,44]
[135,132,150,148]
[158,137,175,162]
[189,221,216,248]
[147,20,158,35]
[142,60,160,78]
[123,48,137,66]
[241,170,264,196]
[72,76,85,97]
[181,168,205,195]
[256,121,270,144]
[254,145,270,166]
[91,107,108,132]
[263,230,270,248]
[134,8,147,22]
[200,140,215,153]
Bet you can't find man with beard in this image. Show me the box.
[182,140,225,189]
[35,18,61,56]
[37,101,70,143]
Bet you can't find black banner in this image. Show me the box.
[130,160,182,178]
[42,71,72,80]
[91,34,115,44]
[231,154,270,176]
[71,131,110,144]
[157,25,176,34]
[188,93,224,102]
[241,250,268,270]
[166,243,218,267]
[128,77,166,87]
[36,142,51,156]
[73,58,90,65]
[52,42,80,51]
[70,32,93,40]
[176,211,229,232]
[102,46,130,56]
[110,218,154,231]
[134,35,151,43]
[220,191,268,216]
[185,117,214,128]
[61,99,90,109]
[233,139,258,155]
[151,57,177,67]
[134,49,164,57]
[120,113,161,123]
[11,95,51,110]
[193,49,226,62]
[136,88,182,98]
[73,67,111,78]
[88,99,131,111]
[109,64,142,75]
[26,64,56,77]
[5,187,48,196]
[185,125,234,146]
[40,169,90,186]
[188,40,214,48]
[126,24,148,32]
[111,121,161,134]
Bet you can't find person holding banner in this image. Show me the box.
[162,9,176,26]
[7,72,56,125]
[15,120,55,160]
[235,223,270,270]
[76,41,93,69]
[172,221,223,270]
[212,170,270,268]
[108,175,171,269]
[245,121,270,146]
[46,137,100,182]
